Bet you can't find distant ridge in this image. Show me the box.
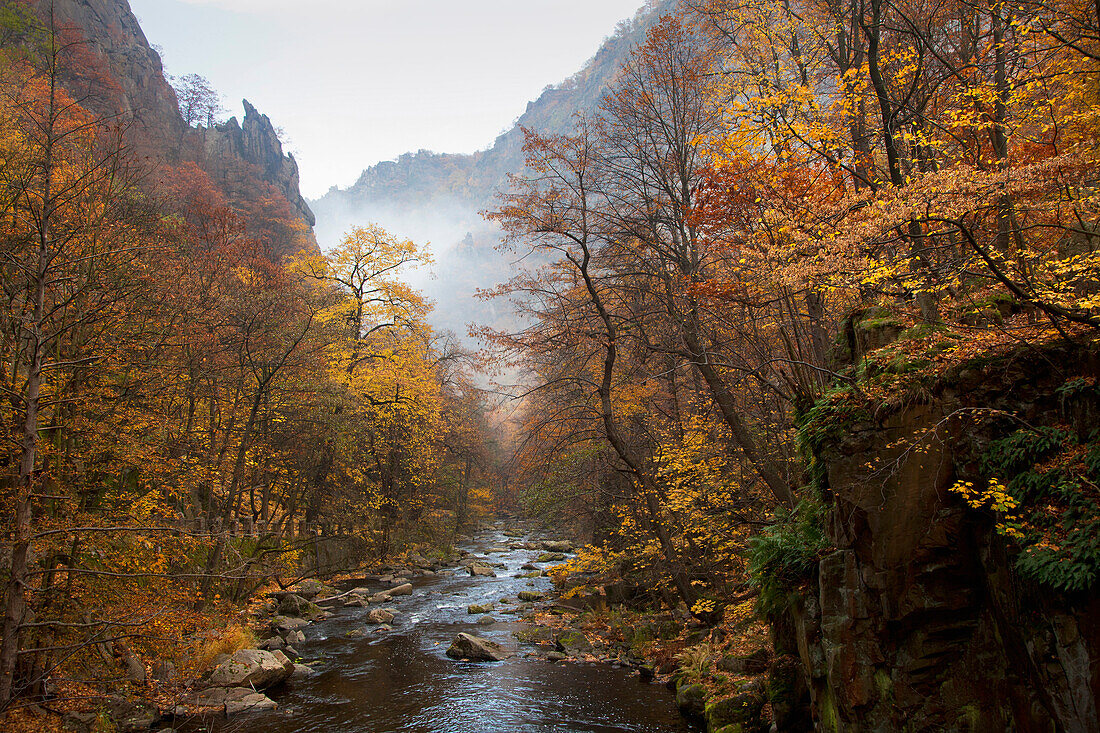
[310,0,675,339]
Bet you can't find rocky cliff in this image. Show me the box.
[42,0,183,149]
[206,99,316,228]
[777,337,1100,732]
[29,0,317,255]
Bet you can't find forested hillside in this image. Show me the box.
[0,0,500,720]
[480,2,1100,730]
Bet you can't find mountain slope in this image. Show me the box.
[310,1,674,339]
[29,0,317,256]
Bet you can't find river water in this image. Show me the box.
[205,530,694,732]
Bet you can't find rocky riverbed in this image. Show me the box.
[168,527,695,732]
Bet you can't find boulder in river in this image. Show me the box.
[468,563,496,577]
[389,583,414,596]
[290,663,315,680]
[541,540,573,553]
[517,591,543,602]
[208,649,293,689]
[369,592,392,604]
[367,608,395,624]
[536,552,566,563]
[477,615,495,625]
[467,604,492,614]
[445,632,511,662]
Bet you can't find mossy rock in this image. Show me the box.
[512,626,553,644]
[536,552,566,563]
[706,685,766,732]
[675,682,708,723]
[555,629,592,655]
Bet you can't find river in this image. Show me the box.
[198,529,695,732]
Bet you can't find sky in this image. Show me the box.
[128,0,645,199]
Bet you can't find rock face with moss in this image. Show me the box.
[779,340,1100,732]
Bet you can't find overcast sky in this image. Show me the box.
[128,0,645,199]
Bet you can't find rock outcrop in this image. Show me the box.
[782,342,1100,732]
[206,100,316,228]
[42,0,183,150]
[29,0,319,258]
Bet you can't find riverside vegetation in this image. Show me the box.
[2,0,1100,731]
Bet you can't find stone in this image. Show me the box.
[555,630,592,655]
[536,552,566,563]
[517,591,543,602]
[468,563,496,577]
[207,649,292,689]
[223,687,278,715]
[369,592,392,604]
[290,664,315,680]
[388,583,413,596]
[676,682,708,724]
[367,608,395,624]
[292,579,326,599]
[706,687,766,732]
[546,651,567,662]
[271,615,308,633]
[477,615,495,625]
[521,563,539,571]
[389,576,410,586]
[513,626,554,644]
[541,540,573,553]
[278,593,321,618]
[284,629,305,645]
[257,636,284,651]
[445,632,511,661]
[345,627,366,638]
[467,604,492,614]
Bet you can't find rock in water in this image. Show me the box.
[388,582,414,596]
[208,649,293,689]
[468,563,496,577]
[367,608,395,624]
[445,632,510,661]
